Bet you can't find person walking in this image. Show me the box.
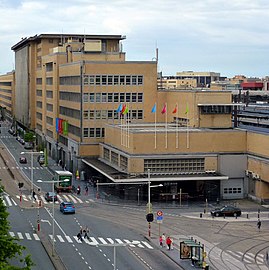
[257,219,261,231]
[85,185,89,196]
[159,235,163,247]
[162,233,166,248]
[166,236,172,250]
[77,185,81,195]
[83,226,90,239]
[32,190,36,201]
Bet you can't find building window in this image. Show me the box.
[46,62,53,72]
[101,93,107,103]
[89,93,95,103]
[101,75,107,85]
[120,93,125,102]
[83,128,89,138]
[96,128,101,138]
[108,76,113,85]
[104,148,110,161]
[114,93,119,103]
[36,90,42,97]
[89,128,95,137]
[95,76,101,85]
[132,76,137,85]
[46,91,53,98]
[126,93,131,102]
[46,103,53,112]
[138,93,143,102]
[89,110,94,119]
[120,155,128,171]
[36,101,42,108]
[83,110,89,119]
[101,110,107,119]
[46,77,53,85]
[126,76,131,85]
[96,110,101,119]
[96,93,101,103]
[111,151,119,166]
[83,93,89,103]
[138,76,143,85]
[46,116,53,125]
[131,93,137,102]
[114,76,119,85]
[108,93,113,102]
[108,110,113,119]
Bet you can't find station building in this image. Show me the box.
[0,33,269,203]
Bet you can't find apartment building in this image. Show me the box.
[0,71,15,121]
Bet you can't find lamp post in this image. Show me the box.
[20,150,44,206]
[147,169,163,237]
[37,178,69,256]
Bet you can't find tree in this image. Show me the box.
[0,182,34,269]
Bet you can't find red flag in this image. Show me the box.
[121,104,126,115]
[161,103,167,114]
[172,105,177,114]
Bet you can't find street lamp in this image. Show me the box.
[147,169,163,237]
[20,150,44,206]
[37,178,69,256]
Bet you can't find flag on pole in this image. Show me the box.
[161,103,167,114]
[172,104,178,114]
[121,104,126,115]
[116,104,122,113]
[151,103,156,113]
[185,103,189,114]
[122,105,129,115]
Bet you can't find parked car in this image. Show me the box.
[37,155,45,165]
[45,192,58,202]
[211,205,242,217]
[60,201,75,214]
[19,156,27,164]
[19,138,25,145]
[24,142,34,150]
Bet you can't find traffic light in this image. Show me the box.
[18,182,24,188]
[146,213,154,222]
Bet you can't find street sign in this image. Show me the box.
[157,210,163,217]
[156,216,163,223]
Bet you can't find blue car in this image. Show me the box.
[60,202,75,214]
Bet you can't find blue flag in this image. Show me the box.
[151,103,156,113]
[116,104,122,113]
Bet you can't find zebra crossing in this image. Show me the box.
[8,231,154,249]
[226,250,265,265]
[0,166,46,170]
[1,194,94,207]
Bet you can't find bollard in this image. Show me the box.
[204,209,206,214]
[258,213,260,219]
[223,214,225,219]
[200,213,203,218]
[247,213,249,219]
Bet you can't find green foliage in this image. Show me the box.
[24,133,34,143]
[0,183,34,269]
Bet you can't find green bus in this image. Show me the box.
[54,170,73,193]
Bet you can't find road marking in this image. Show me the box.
[65,235,73,243]
[57,235,65,242]
[9,232,15,237]
[11,198,17,205]
[33,234,40,241]
[115,238,124,244]
[40,195,48,204]
[74,196,83,203]
[25,233,32,240]
[22,195,28,201]
[5,195,12,206]
[2,199,6,206]
[17,232,23,239]
[123,239,135,247]
[68,195,77,203]
[141,241,154,249]
[107,238,114,244]
[98,237,108,244]
[62,195,70,202]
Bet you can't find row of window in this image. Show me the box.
[60,106,80,119]
[83,75,144,86]
[144,158,205,173]
[200,105,232,114]
[83,92,143,103]
[0,94,11,101]
[103,149,128,171]
[83,110,143,120]
[0,82,12,86]
[83,128,105,138]
[223,187,242,194]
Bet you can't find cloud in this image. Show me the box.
[1,0,269,77]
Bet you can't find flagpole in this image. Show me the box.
[165,102,168,149]
[176,103,178,149]
[187,102,189,149]
[154,103,157,149]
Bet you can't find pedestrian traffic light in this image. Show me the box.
[146,213,154,222]
[18,182,24,188]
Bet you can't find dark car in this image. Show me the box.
[44,192,58,202]
[60,202,75,214]
[19,157,27,164]
[37,155,45,165]
[211,205,242,217]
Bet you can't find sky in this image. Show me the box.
[1,0,269,78]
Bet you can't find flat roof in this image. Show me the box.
[82,158,228,183]
[12,33,125,50]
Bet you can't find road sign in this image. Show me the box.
[156,216,163,223]
[157,210,163,217]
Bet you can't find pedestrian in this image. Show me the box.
[159,235,163,247]
[162,233,166,248]
[77,185,81,195]
[257,219,261,231]
[166,236,172,250]
[85,185,89,196]
[77,231,83,242]
[32,190,36,201]
[83,226,90,239]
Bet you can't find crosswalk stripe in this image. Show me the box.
[33,234,40,241]
[65,235,73,243]
[2,199,6,206]
[57,196,64,203]
[68,195,77,203]
[22,195,28,201]
[25,233,32,240]
[11,198,17,206]
[62,195,70,202]
[141,241,154,249]
[115,238,124,244]
[98,237,108,244]
[74,196,83,203]
[107,238,114,244]
[89,237,99,246]
[131,240,144,248]
[73,236,82,243]
[40,195,48,204]
[57,235,65,242]
[17,232,23,239]
[84,238,91,244]
[9,232,15,237]
[49,235,56,242]
[123,239,135,247]
[5,195,12,206]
